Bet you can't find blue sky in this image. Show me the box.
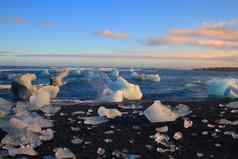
[1,0,238,67]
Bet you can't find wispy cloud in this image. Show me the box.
[0,16,30,25]
[15,17,30,25]
[95,30,128,40]
[147,19,238,49]
[40,21,55,28]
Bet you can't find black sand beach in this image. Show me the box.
[1,99,238,159]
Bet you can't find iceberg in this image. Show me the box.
[144,101,191,123]
[207,78,238,98]
[94,70,143,102]
[131,72,160,82]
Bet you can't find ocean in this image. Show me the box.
[1,66,238,101]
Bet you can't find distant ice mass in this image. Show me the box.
[98,69,143,102]
[208,78,238,98]
[131,72,160,82]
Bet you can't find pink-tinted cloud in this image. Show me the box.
[95,30,128,40]
[15,17,30,25]
[41,21,55,28]
[0,16,30,25]
[147,19,238,49]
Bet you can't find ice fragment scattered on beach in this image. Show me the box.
[173,132,183,140]
[0,98,13,117]
[144,101,191,123]
[54,148,76,159]
[156,126,169,133]
[97,106,122,119]
[81,116,109,125]
[226,102,238,109]
[7,145,38,156]
[184,119,193,128]
[224,131,238,139]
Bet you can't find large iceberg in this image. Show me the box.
[11,68,69,108]
[207,78,238,98]
[131,72,160,82]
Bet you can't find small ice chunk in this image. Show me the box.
[7,146,38,156]
[54,148,76,159]
[0,98,13,117]
[40,129,54,141]
[81,116,109,125]
[144,101,178,123]
[131,72,160,82]
[156,126,169,133]
[224,131,238,139]
[173,131,183,140]
[184,119,193,128]
[97,147,105,155]
[154,132,170,146]
[71,137,83,144]
[97,106,122,119]
[9,117,28,129]
[226,102,238,109]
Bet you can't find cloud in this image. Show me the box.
[41,21,55,28]
[95,30,128,40]
[0,16,30,25]
[15,17,30,25]
[202,19,238,28]
[147,20,238,49]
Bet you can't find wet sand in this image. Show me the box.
[1,99,238,159]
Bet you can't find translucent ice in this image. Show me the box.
[131,72,160,82]
[97,106,122,119]
[0,98,13,117]
[226,102,238,109]
[208,78,238,98]
[144,101,191,123]
[81,116,109,125]
[54,148,76,159]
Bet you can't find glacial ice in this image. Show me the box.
[0,98,55,156]
[131,72,160,82]
[226,102,238,109]
[54,148,76,159]
[0,98,13,117]
[30,91,51,108]
[97,106,122,119]
[207,78,238,98]
[144,101,191,123]
[81,116,109,125]
[96,70,143,102]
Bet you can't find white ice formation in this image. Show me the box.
[144,101,191,123]
[131,72,160,82]
[97,106,122,119]
[207,78,238,98]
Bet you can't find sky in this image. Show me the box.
[1,0,238,68]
